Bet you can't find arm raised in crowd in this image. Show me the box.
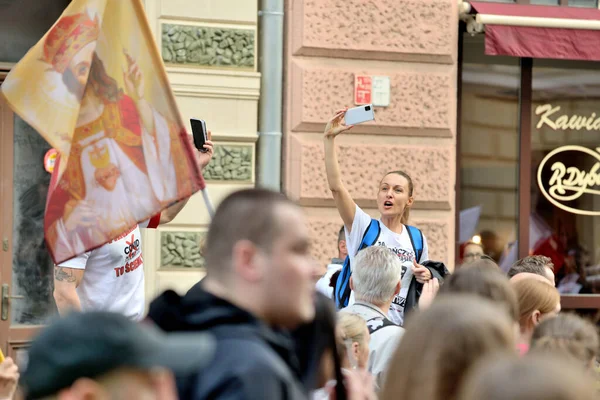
[324,108,357,231]
[53,266,84,315]
[159,131,215,225]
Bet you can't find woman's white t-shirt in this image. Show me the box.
[346,205,429,326]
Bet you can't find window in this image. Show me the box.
[530,61,600,296]
[459,30,600,310]
[459,36,520,266]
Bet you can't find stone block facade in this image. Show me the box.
[284,0,459,269]
[162,24,255,68]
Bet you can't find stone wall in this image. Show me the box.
[284,0,458,269]
[203,144,254,182]
[162,24,255,68]
[160,232,205,268]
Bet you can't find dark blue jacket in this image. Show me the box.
[148,284,308,400]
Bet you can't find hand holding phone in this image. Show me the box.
[190,118,209,153]
[344,104,375,126]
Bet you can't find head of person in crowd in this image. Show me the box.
[508,255,555,284]
[202,188,317,329]
[381,295,515,400]
[437,265,519,326]
[337,313,370,370]
[512,278,560,349]
[458,353,597,400]
[337,226,348,260]
[479,230,503,262]
[462,241,484,264]
[293,292,345,399]
[377,170,414,224]
[530,313,599,370]
[21,312,214,400]
[350,246,402,311]
[459,256,499,271]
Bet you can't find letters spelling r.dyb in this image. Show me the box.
[549,162,600,201]
[538,146,600,216]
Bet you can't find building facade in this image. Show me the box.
[4,0,600,355]
[282,0,458,270]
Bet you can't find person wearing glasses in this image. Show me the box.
[462,241,485,264]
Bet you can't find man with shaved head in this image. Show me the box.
[148,188,317,399]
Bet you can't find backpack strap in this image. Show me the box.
[365,316,397,334]
[334,219,380,309]
[406,225,424,263]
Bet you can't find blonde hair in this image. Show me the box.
[381,295,515,400]
[438,266,519,323]
[338,312,368,348]
[512,279,560,329]
[531,313,599,368]
[458,353,596,400]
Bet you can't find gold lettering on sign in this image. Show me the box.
[538,146,600,216]
[536,104,600,131]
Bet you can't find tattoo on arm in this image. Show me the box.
[54,267,77,283]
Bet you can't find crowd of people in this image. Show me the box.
[0,110,599,399]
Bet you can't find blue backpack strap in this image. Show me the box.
[334,219,380,309]
[406,225,424,263]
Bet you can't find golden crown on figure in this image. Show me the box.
[89,144,111,169]
[42,12,100,73]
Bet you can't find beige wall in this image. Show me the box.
[283,0,459,269]
[142,0,259,302]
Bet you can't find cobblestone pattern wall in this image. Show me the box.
[162,24,255,68]
[203,144,253,182]
[160,232,206,268]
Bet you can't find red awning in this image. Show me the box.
[470,2,600,61]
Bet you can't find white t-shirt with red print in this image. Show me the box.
[58,215,160,321]
[346,205,428,326]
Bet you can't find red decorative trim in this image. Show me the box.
[147,213,161,229]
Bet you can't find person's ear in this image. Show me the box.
[406,196,414,207]
[532,310,542,326]
[352,341,360,359]
[394,280,401,296]
[339,240,347,254]
[232,240,263,283]
[58,378,103,400]
[349,276,355,291]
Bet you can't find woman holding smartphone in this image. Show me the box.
[324,108,433,326]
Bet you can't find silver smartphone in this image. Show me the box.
[344,104,375,126]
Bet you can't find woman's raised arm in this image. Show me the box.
[324,109,356,232]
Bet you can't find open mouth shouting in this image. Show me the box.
[383,201,394,210]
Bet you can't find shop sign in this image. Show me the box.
[536,104,600,131]
[537,145,600,216]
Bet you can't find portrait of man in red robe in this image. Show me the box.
[43,12,194,260]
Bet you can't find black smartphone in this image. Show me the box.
[190,118,208,152]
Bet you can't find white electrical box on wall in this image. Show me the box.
[372,76,390,107]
